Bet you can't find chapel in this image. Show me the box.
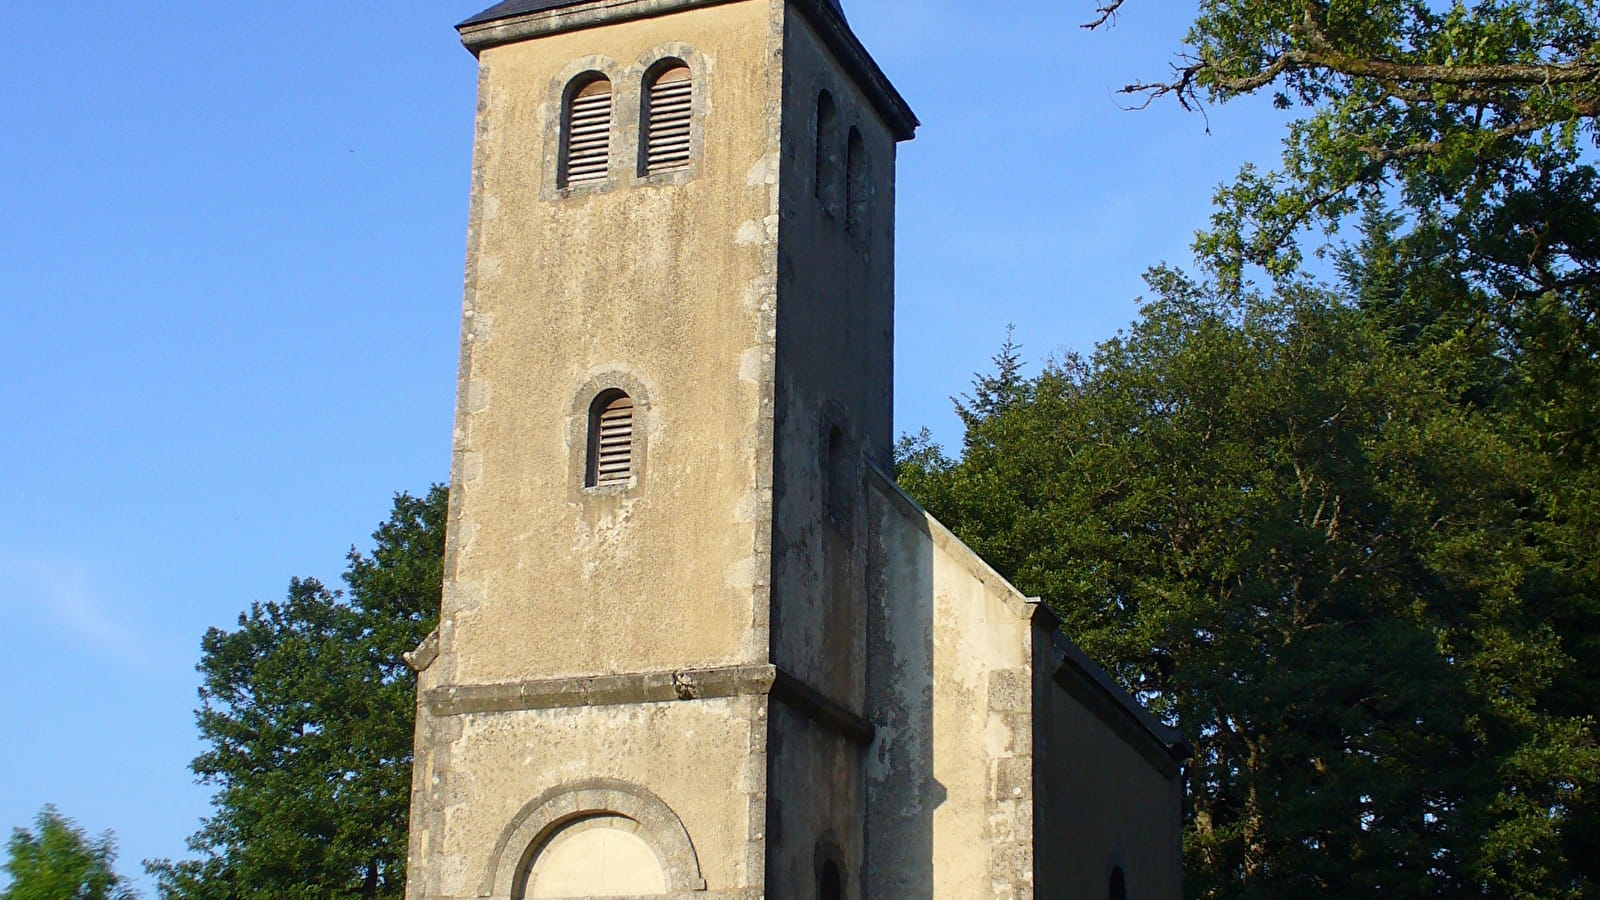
[404,0,1189,897]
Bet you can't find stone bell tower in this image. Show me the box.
[405,0,917,897]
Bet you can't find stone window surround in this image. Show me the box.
[543,43,710,201]
[636,52,702,181]
[569,368,656,500]
[482,777,709,898]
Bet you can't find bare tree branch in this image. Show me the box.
[1222,94,1600,268]
[1124,46,1600,108]
[1082,0,1126,30]
[1089,0,1600,101]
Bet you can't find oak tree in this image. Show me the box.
[901,248,1600,896]
[1044,8,1600,893]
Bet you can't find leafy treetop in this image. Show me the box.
[1,806,134,900]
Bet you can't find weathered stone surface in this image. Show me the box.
[407,0,1186,897]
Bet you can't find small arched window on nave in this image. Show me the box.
[1110,866,1128,900]
[643,63,694,174]
[817,859,843,900]
[587,390,635,487]
[562,75,613,188]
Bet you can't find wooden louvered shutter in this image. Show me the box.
[645,66,693,174]
[565,78,612,186]
[590,393,635,486]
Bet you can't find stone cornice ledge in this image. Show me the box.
[425,663,776,715]
[424,663,875,745]
[771,668,875,745]
[458,0,743,54]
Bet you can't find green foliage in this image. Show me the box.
[901,249,1600,896]
[2,806,134,900]
[1040,7,1600,891]
[1102,1,1600,285]
[1106,4,1600,489]
[148,487,448,900]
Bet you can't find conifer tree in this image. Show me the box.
[148,487,447,900]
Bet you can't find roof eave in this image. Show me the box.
[787,0,918,141]
[1035,605,1193,768]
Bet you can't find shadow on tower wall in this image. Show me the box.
[862,467,943,897]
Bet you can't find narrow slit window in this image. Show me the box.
[815,91,840,214]
[645,64,693,174]
[846,127,869,236]
[587,391,635,487]
[826,425,850,524]
[563,76,613,187]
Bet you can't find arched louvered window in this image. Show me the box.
[562,75,613,188]
[586,390,635,487]
[644,63,693,174]
[846,127,869,236]
[815,91,841,215]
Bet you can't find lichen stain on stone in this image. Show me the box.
[736,488,771,522]
[746,151,779,186]
[572,503,641,580]
[457,451,485,486]
[465,382,492,414]
[738,346,770,383]
[725,555,761,591]
[734,219,765,245]
[741,278,775,314]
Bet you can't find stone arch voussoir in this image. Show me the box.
[480,777,707,898]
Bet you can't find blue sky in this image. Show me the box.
[0,0,1288,891]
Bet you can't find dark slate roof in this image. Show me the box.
[459,0,585,28]
[460,0,843,29]
[1045,623,1191,763]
